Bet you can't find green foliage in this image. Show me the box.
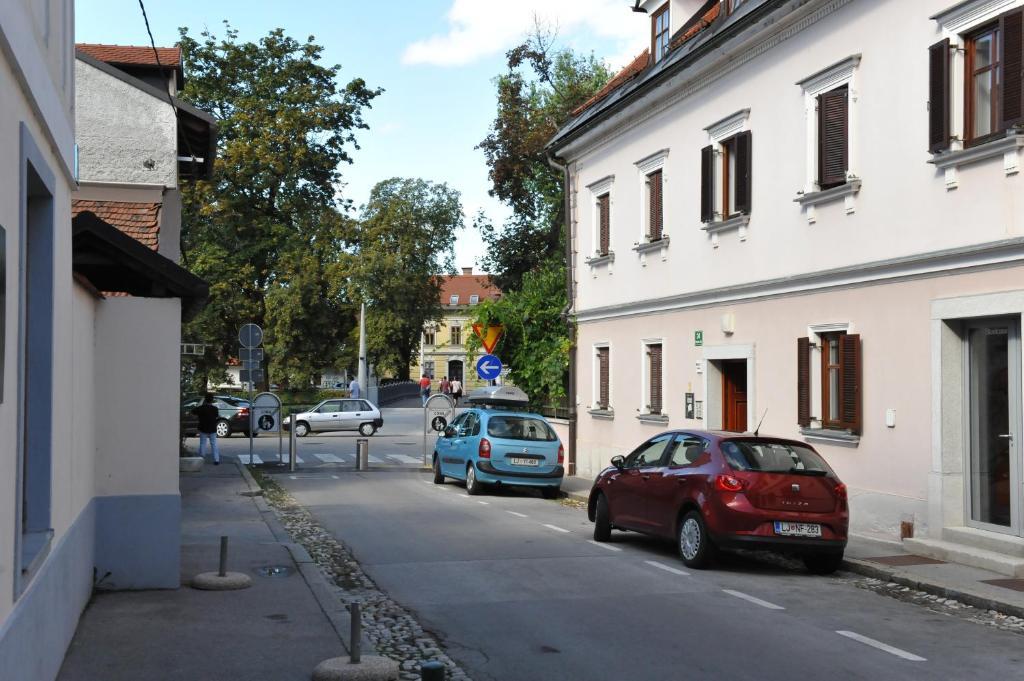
[176,23,381,390]
[466,258,569,401]
[354,178,463,379]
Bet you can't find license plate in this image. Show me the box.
[774,521,822,538]
[509,457,540,467]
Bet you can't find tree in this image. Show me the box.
[177,23,381,389]
[354,178,463,380]
[476,29,611,291]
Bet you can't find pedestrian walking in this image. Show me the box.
[439,375,450,396]
[192,393,221,465]
[349,376,361,399]
[419,374,432,406]
[450,377,463,405]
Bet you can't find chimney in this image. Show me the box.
[462,267,473,275]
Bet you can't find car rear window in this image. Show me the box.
[721,439,835,476]
[486,416,557,442]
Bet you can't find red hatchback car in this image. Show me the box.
[588,431,849,574]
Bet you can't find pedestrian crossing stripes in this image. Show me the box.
[241,450,431,467]
[316,453,346,463]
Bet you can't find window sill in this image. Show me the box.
[632,236,670,255]
[702,213,749,234]
[930,133,1024,189]
[588,408,615,420]
[800,427,860,446]
[19,529,54,589]
[794,179,861,208]
[585,252,615,267]
[637,413,669,424]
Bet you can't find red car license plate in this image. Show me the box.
[774,521,822,538]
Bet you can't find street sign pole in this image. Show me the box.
[423,393,455,466]
[239,323,263,467]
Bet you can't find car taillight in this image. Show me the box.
[557,444,564,465]
[834,482,848,500]
[479,438,491,459]
[238,408,249,417]
[714,474,746,492]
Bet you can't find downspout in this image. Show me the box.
[546,152,577,478]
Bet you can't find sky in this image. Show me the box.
[75,0,649,273]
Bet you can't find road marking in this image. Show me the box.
[836,631,926,662]
[477,501,489,505]
[542,524,570,533]
[389,454,423,464]
[644,560,689,576]
[242,454,263,464]
[368,454,386,463]
[331,475,339,479]
[420,479,434,485]
[317,453,345,463]
[506,511,528,518]
[722,589,784,610]
[587,540,622,552]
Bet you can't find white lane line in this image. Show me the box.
[542,524,570,533]
[722,589,784,610]
[644,560,690,576]
[390,454,423,464]
[836,631,926,662]
[242,454,263,464]
[506,511,528,518]
[587,540,622,552]
[477,501,490,505]
[317,453,345,463]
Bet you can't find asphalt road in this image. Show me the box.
[274,468,1024,681]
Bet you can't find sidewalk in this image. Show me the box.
[57,462,358,681]
[561,475,1024,619]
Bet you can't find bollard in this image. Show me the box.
[349,602,362,664]
[218,536,228,577]
[356,438,369,471]
[289,413,297,472]
[420,660,445,681]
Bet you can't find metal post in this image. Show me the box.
[356,439,369,471]
[218,536,228,577]
[248,380,254,466]
[420,661,445,681]
[349,602,362,664]
[289,413,297,472]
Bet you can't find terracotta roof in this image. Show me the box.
[439,274,500,306]
[669,2,721,51]
[76,43,181,69]
[72,200,161,251]
[572,49,650,117]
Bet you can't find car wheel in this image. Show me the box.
[541,486,560,500]
[803,552,844,575]
[215,420,230,438]
[678,510,716,569]
[294,421,310,438]
[432,455,445,484]
[465,464,484,496]
[359,422,376,436]
[593,493,612,542]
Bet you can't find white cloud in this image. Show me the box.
[403,0,647,68]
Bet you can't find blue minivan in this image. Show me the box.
[432,386,564,498]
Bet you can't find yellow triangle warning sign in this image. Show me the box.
[472,324,504,354]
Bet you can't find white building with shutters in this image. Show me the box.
[550,0,1024,573]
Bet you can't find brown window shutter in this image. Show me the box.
[1001,10,1024,130]
[818,86,849,188]
[598,347,610,409]
[734,131,752,214]
[928,39,951,153]
[649,344,663,415]
[648,170,663,241]
[700,145,714,222]
[598,194,610,256]
[839,334,862,434]
[797,337,811,428]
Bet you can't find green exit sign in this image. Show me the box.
[694,330,703,347]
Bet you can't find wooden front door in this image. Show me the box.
[722,359,748,432]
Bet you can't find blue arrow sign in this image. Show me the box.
[476,354,503,381]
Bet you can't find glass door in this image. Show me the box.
[966,318,1021,534]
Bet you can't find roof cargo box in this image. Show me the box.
[466,385,529,408]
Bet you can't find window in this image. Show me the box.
[597,193,610,255]
[341,400,363,412]
[669,435,709,467]
[449,294,459,305]
[797,333,861,433]
[317,400,342,413]
[646,170,663,241]
[469,294,479,305]
[651,4,670,63]
[967,24,1001,143]
[701,131,752,223]
[646,342,663,415]
[424,329,436,346]
[596,346,610,410]
[450,325,462,346]
[487,415,557,441]
[817,85,849,189]
[424,360,435,377]
[625,433,676,468]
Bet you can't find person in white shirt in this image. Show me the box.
[349,377,360,399]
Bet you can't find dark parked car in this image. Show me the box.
[588,431,848,574]
[181,395,253,438]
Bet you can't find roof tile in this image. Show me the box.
[76,43,181,68]
[439,274,500,306]
[72,200,161,251]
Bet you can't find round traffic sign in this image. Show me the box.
[258,414,275,431]
[476,354,503,381]
[431,415,448,432]
[239,323,263,348]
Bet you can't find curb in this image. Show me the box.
[841,557,1024,620]
[235,461,373,655]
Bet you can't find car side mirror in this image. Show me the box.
[611,455,625,471]
[443,426,456,438]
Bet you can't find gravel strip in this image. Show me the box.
[251,470,472,681]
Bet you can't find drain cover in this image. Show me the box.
[256,565,292,577]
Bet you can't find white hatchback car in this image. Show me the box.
[287,398,383,437]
